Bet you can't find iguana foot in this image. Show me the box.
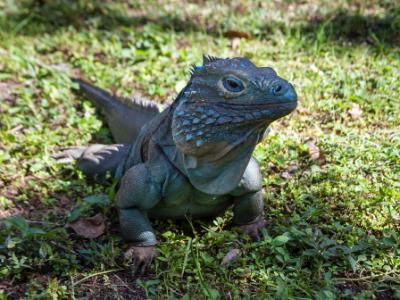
[52,144,122,164]
[124,246,157,275]
[52,144,128,177]
[238,217,267,241]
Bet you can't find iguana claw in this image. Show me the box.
[52,146,87,163]
[124,246,157,275]
[238,217,267,241]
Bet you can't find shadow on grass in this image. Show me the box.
[3,1,400,49]
[298,8,400,48]
[2,1,208,36]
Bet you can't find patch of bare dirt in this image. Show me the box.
[74,269,148,300]
[1,269,148,300]
[336,282,395,300]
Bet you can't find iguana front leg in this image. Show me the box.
[115,163,162,274]
[232,190,266,241]
[230,157,266,241]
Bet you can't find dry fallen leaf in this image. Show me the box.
[281,164,299,179]
[306,138,326,165]
[221,248,241,266]
[307,139,320,160]
[223,30,251,39]
[286,165,299,173]
[59,195,71,207]
[67,213,105,239]
[348,103,363,120]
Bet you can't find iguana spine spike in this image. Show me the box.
[202,54,222,64]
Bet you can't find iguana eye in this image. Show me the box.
[222,76,244,93]
[271,80,287,96]
[273,84,282,94]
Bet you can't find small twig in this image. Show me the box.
[181,238,192,278]
[333,270,399,283]
[27,220,63,226]
[9,125,23,133]
[70,275,76,300]
[73,268,124,286]
[49,241,79,256]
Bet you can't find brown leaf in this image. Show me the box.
[348,103,363,120]
[67,213,105,239]
[59,196,71,207]
[286,165,299,173]
[223,30,251,39]
[221,248,241,266]
[306,139,326,165]
[281,164,299,179]
[307,139,320,160]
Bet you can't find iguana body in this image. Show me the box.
[57,56,297,272]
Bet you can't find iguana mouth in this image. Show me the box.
[174,100,297,130]
[171,98,296,158]
[190,99,296,107]
[223,101,297,111]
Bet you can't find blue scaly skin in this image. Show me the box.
[56,56,297,273]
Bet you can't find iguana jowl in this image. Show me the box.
[56,56,297,273]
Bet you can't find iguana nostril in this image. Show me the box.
[284,84,297,102]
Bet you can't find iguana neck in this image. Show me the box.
[153,100,267,195]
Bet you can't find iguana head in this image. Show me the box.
[170,56,297,194]
[172,56,297,156]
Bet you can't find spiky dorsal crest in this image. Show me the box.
[202,54,222,65]
[189,55,225,76]
[189,64,205,75]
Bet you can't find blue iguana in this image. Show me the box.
[55,56,297,273]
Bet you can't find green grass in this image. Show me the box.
[0,0,399,299]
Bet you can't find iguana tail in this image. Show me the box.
[53,79,160,178]
[71,78,161,144]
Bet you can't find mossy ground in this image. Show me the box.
[0,1,399,299]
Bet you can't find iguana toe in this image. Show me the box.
[238,217,267,241]
[52,147,87,163]
[124,246,157,275]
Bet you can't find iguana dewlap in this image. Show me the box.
[56,56,297,272]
